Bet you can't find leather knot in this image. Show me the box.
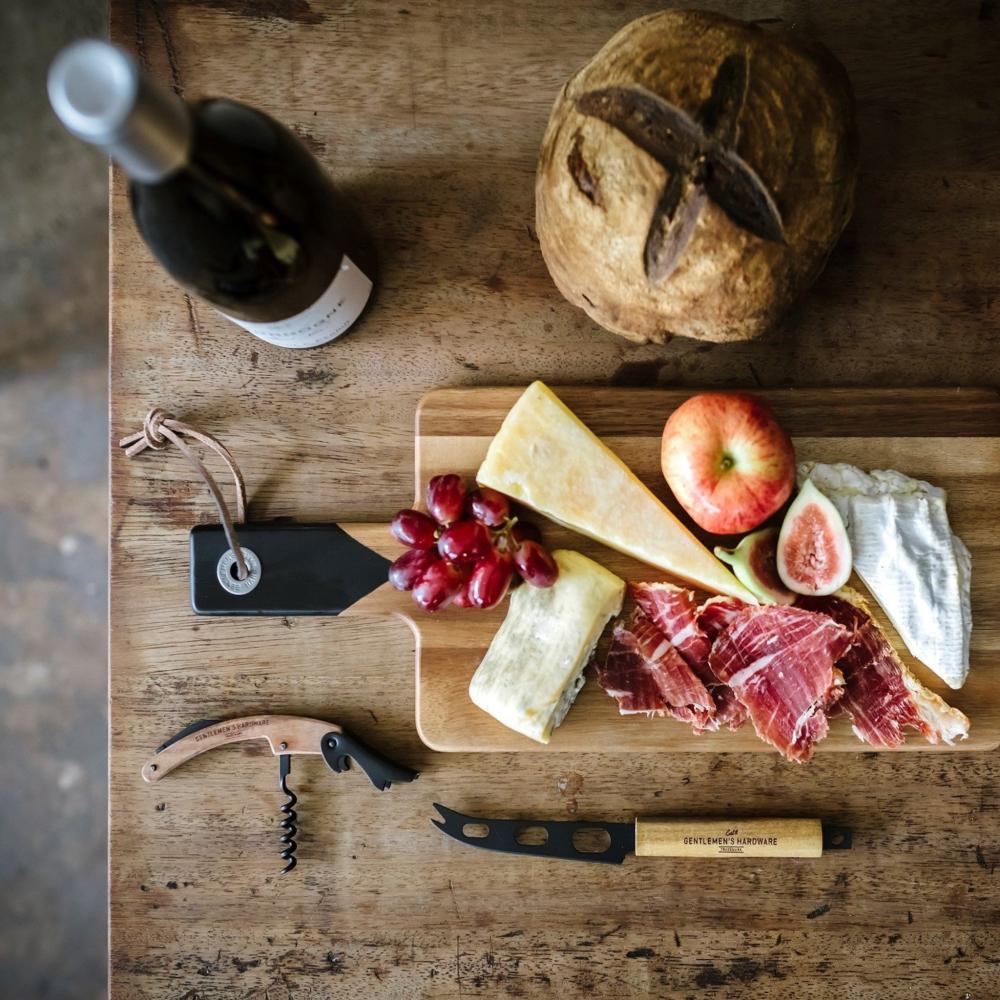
[141,408,174,451]
[118,408,250,581]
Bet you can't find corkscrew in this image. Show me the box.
[142,714,418,875]
[277,753,298,873]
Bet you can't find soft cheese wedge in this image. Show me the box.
[469,550,625,744]
[800,463,971,689]
[477,382,756,602]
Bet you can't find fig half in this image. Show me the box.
[715,527,795,605]
[776,479,852,596]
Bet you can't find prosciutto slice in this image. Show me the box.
[632,583,748,730]
[697,596,748,642]
[632,582,713,666]
[709,605,852,762]
[597,610,716,730]
[798,591,970,747]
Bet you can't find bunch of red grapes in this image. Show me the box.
[389,474,559,612]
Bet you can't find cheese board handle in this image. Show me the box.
[338,522,401,563]
[336,522,416,619]
[634,817,829,858]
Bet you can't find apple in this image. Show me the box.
[661,392,795,534]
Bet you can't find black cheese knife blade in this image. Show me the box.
[190,521,390,616]
[432,804,852,863]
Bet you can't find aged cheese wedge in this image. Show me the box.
[469,550,625,744]
[477,382,756,602]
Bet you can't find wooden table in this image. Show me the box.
[109,2,1000,996]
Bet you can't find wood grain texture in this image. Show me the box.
[109,1,1000,997]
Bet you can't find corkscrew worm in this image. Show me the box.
[278,754,298,874]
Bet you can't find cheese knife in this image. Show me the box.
[432,803,852,862]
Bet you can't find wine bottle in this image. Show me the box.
[48,40,377,349]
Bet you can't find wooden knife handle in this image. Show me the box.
[634,818,824,859]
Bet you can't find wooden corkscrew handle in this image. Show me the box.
[141,715,342,783]
[634,818,826,859]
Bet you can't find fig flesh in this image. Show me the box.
[715,527,795,605]
[776,480,852,596]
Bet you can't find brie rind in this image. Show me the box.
[798,463,971,689]
[468,550,625,744]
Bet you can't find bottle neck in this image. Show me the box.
[107,75,192,183]
[48,39,192,184]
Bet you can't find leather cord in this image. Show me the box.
[119,408,249,580]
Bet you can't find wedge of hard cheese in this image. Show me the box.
[469,550,625,744]
[477,382,756,602]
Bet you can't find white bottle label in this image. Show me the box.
[220,255,373,349]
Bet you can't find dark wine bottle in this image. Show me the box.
[48,40,377,349]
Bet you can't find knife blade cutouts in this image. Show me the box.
[433,804,852,862]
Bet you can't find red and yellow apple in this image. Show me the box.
[661,392,795,534]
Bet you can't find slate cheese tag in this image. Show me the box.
[190,521,390,616]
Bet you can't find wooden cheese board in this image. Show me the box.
[341,386,1000,754]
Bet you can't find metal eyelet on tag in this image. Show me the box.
[217,547,262,595]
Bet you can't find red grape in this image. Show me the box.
[398,477,551,611]
[513,540,559,588]
[388,548,438,591]
[468,552,515,609]
[451,580,475,608]
[437,520,492,564]
[467,487,510,527]
[510,520,542,545]
[390,508,438,549]
[412,559,464,612]
[426,474,467,525]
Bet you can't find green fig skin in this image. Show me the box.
[715,527,796,605]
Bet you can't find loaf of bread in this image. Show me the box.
[536,10,858,344]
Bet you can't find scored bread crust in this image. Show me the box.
[536,9,858,343]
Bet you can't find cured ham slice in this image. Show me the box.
[632,582,713,667]
[798,590,970,747]
[597,620,670,716]
[709,605,852,762]
[697,596,749,642]
[632,583,748,730]
[597,611,716,730]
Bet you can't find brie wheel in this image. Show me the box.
[799,463,971,689]
[469,550,625,744]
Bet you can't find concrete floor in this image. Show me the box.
[0,2,109,998]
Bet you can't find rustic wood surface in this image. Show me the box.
[109,2,1000,997]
